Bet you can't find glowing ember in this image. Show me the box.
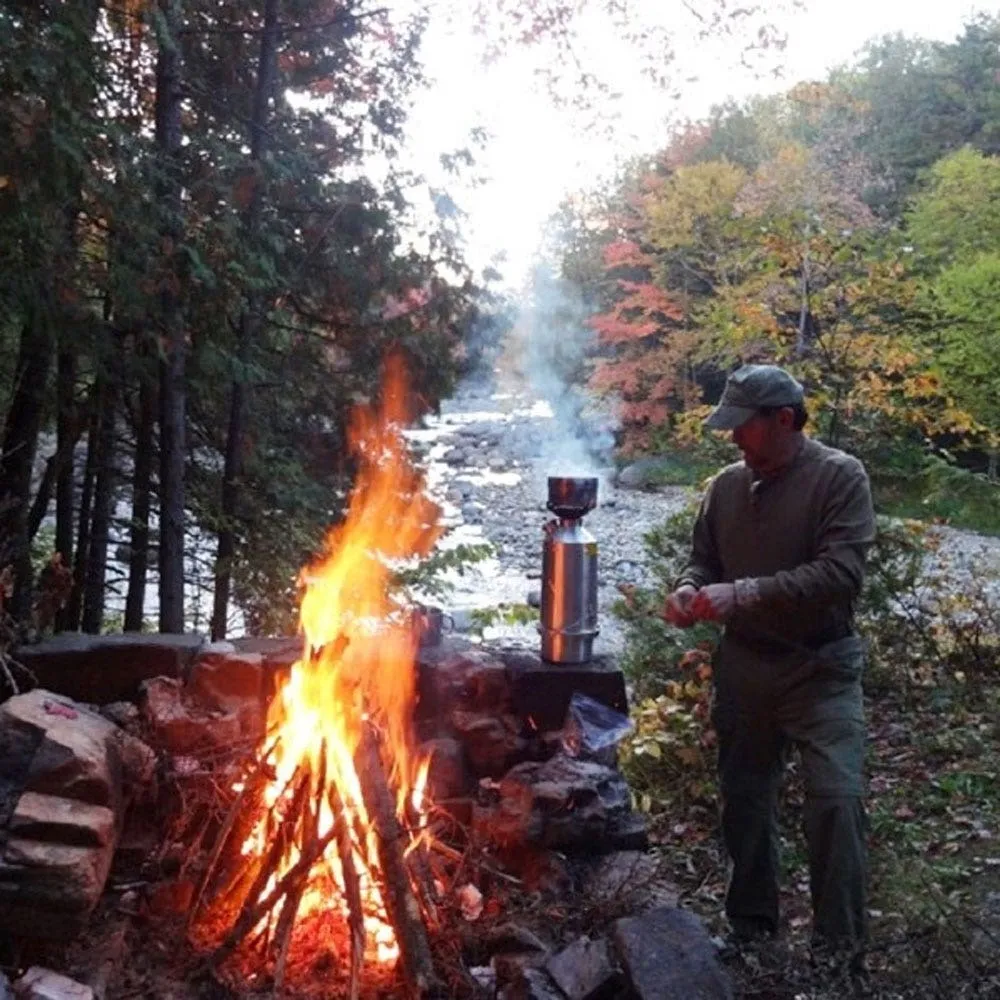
[241,354,442,965]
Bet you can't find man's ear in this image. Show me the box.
[777,406,795,430]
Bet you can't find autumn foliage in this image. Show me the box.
[570,31,1000,468]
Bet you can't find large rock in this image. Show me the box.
[500,968,564,1000]
[416,644,511,725]
[1,690,154,810]
[13,633,205,704]
[612,907,733,1000]
[616,457,670,491]
[474,755,632,852]
[0,690,154,940]
[139,677,242,756]
[12,967,94,1000]
[187,646,264,740]
[582,851,679,913]
[451,710,527,778]
[545,936,622,1000]
[420,737,470,800]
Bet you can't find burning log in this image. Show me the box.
[273,747,327,991]
[208,766,310,963]
[356,723,438,998]
[199,727,440,996]
[330,776,364,1000]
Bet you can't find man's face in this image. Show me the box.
[732,409,792,473]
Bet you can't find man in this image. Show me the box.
[665,364,876,966]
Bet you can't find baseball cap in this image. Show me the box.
[704,364,805,430]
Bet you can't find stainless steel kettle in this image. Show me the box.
[539,476,599,664]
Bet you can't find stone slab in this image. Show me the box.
[545,936,622,1000]
[499,648,628,733]
[9,792,115,849]
[13,632,205,704]
[229,635,301,673]
[13,967,94,1000]
[612,907,733,1000]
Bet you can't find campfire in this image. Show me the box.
[188,355,444,997]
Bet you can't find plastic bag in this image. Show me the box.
[561,692,634,757]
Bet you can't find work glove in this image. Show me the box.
[690,583,737,623]
[664,584,698,627]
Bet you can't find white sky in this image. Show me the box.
[401,0,993,285]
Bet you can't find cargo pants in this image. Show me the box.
[711,632,868,948]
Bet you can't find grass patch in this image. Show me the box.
[873,457,1000,536]
[643,454,723,488]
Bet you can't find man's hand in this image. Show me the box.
[691,583,737,622]
[664,585,698,627]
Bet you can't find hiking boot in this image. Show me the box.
[809,938,869,994]
[717,919,785,969]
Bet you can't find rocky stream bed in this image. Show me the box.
[408,373,688,656]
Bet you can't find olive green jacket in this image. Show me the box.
[677,437,876,646]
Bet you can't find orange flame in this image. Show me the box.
[243,354,441,964]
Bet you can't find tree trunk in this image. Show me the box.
[154,0,188,634]
[796,246,810,359]
[211,0,281,641]
[125,355,156,632]
[212,378,245,640]
[0,306,55,622]
[55,345,78,570]
[81,370,119,634]
[66,386,102,631]
[28,454,57,545]
[31,344,83,551]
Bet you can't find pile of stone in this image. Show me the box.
[1,632,267,947]
[413,640,647,855]
[0,688,154,940]
[479,901,733,1000]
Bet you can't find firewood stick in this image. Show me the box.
[273,749,327,993]
[402,816,440,929]
[188,736,280,930]
[212,822,340,970]
[329,778,364,1000]
[427,840,523,887]
[406,850,440,929]
[212,768,310,964]
[355,723,438,998]
[205,746,300,919]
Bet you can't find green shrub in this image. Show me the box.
[615,503,721,812]
[619,646,718,814]
[860,516,1000,694]
[613,502,721,700]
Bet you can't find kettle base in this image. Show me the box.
[540,630,598,665]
